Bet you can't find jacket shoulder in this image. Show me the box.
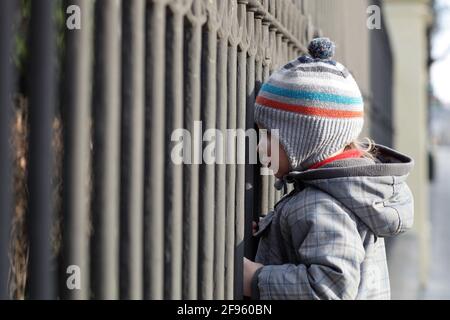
[280,186,356,231]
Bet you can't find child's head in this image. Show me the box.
[254,38,364,173]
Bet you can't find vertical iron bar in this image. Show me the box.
[276,32,283,68]
[234,2,249,296]
[214,36,228,300]
[283,38,289,63]
[120,0,145,300]
[234,46,247,299]
[28,0,56,300]
[255,16,266,218]
[61,0,93,300]
[0,0,15,300]
[198,25,217,300]
[182,3,203,300]
[244,9,257,261]
[267,172,274,211]
[144,0,165,300]
[225,43,238,299]
[91,0,122,299]
[164,9,184,300]
[262,62,275,211]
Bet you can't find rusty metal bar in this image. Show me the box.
[27,0,56,300]
[119,0,145,300]
[91,0,122,299]
[0,0,15,300]
[144,0,166,300]
[61,0,93,300]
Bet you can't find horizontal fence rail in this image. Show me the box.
[0,0,391,300]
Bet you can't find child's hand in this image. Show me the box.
[243,257,263,297]
[252,221,258,235]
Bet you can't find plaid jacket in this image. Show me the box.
[251,145,414,300]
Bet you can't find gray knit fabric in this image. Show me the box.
[254,38,364,171]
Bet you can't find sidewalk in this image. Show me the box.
[386,229,421,299]
[423,146,450,299]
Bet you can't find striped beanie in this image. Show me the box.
[254,37,364,171]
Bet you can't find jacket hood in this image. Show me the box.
[283,144,415,237]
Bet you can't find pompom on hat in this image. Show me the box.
[254,37,364,171]
[308,37,336,59]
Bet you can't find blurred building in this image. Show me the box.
[383,0,433,299]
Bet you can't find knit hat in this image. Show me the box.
[254,37,364,171]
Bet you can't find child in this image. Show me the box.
[243,38,414,300]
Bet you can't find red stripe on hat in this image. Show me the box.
[256,96,363,118]
[308,149,364,170]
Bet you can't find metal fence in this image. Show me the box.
[0,0,392,300]
[369,0,394,147]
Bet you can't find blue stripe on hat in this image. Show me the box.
[261,83,363,105]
